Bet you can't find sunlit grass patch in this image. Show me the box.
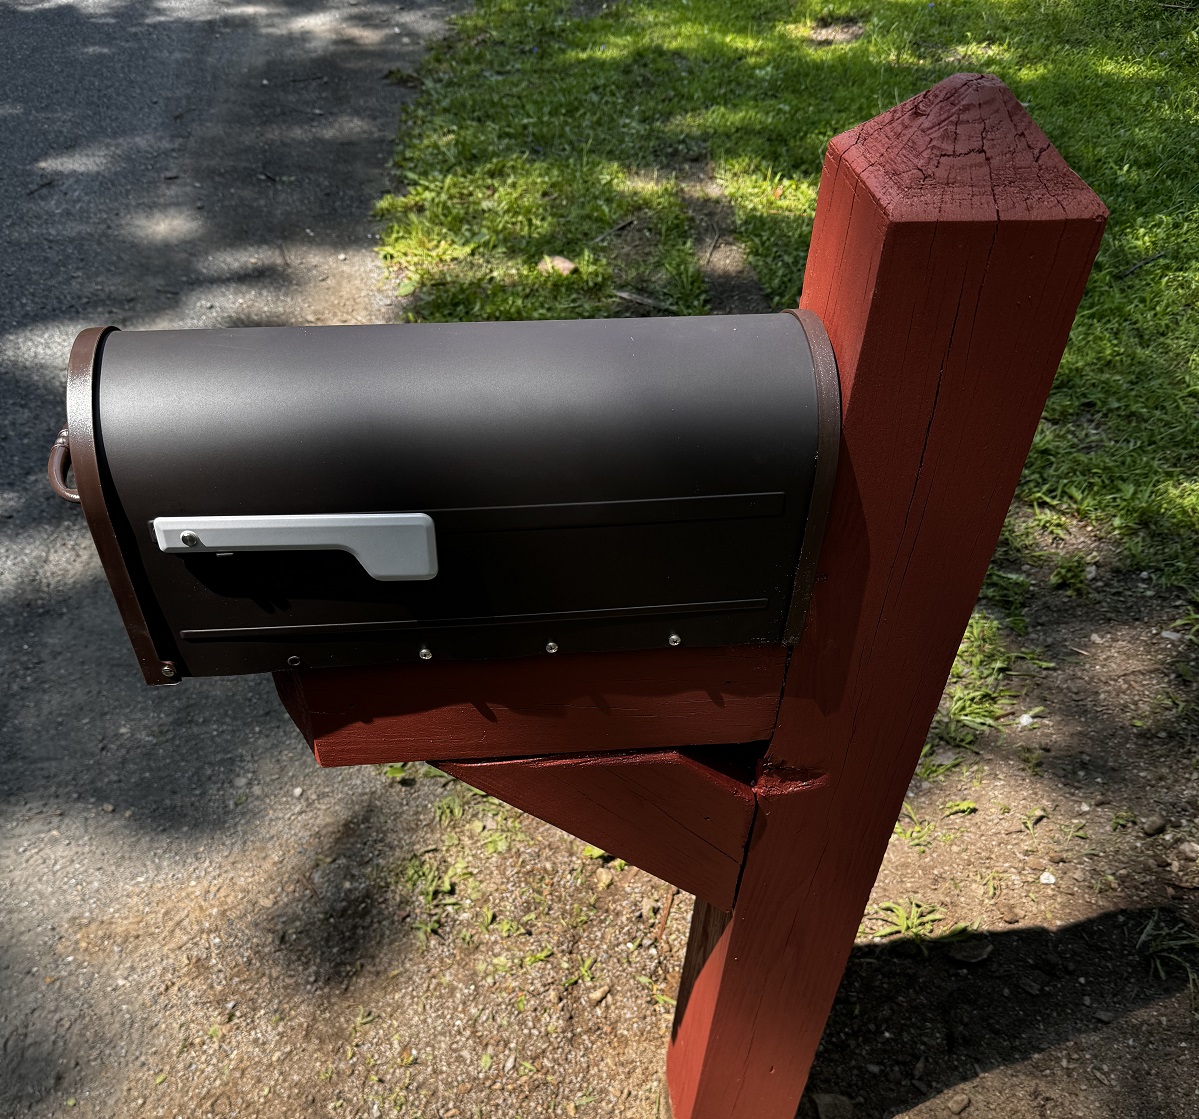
[379,0,1199,598]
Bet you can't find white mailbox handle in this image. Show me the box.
[152,513,438,581]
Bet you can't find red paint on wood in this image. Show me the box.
[275,645,787,767]
[439,749,758,910]
[668,74,1107,1119]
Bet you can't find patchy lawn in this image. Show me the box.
[366,1,1199,1116]
[378,0,1199,593]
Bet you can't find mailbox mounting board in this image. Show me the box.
[66,312,837,681]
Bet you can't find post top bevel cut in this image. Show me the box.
[829,73,1109,225]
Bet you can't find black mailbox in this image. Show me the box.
[51,311,838,685]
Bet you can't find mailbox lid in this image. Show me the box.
[89,313,828,677]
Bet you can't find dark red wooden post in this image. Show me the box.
[666,74,1107,1119]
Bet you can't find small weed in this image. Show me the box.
[564,956,598,988]
[1137,911,1199,1000]
[400,853,471,907]
[893,802,934,851]
[472,807,527,856]
[434,793,465,826]
[398,853,475,942]
[866,901,970,951]
[349,1008,377,1040]
[556,904,593,931]
[1111,811,1137,831]
[637,975,677,1007]
[1059,821,1089,841]
[1028,505,1070,542]
[914,742,962,783]
[1093,873,1121,895]
[1020,808,1048,835]
[977,870,1001,899]
[1019,745,1045,777]
[1049,554,1092,597]
[523,946,554,967]
[483,830,510,855]
[981,569,1032,634]
[943,800,978,818]
[380,762,416,785]
[869,900,939,939]
[412,917,440,943]
[927,613,1033,759]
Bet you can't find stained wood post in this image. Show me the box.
[666,74,1107,1119]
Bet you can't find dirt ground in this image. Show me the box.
[807,564,1199,1119]
[7,531,1197,1119]
[3,6,1198,1118]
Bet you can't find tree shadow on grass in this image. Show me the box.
[391,0,1198,583]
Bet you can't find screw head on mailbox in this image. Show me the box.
[51,312,838,684]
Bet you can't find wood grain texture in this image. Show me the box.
[438,749,758,910]
[275,645,787,766]
[667,73,1107,1119]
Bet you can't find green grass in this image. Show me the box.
[922,612,1048,763]
[893,800,934,850]
[864,899,973,949]
[1137,910,1199,1001]
[378,0,1199,594]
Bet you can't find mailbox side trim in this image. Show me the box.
[66,326,180,686]
[782,309,841,644]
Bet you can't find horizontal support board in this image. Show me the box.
[275,645,788,766]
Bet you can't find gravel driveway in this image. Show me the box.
[0,2,512,1114]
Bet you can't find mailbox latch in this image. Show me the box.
[151,513,438,581]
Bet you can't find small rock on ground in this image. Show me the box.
[995,900,1021,924]
[812,1092,855,1119]
[947,936,993,963]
